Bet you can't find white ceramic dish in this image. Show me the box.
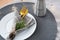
[0,12,37,40]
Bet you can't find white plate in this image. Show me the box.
[0,12,37,40]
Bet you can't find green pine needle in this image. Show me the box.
[16,20,25,30]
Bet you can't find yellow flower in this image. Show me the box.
[20,6,28,18]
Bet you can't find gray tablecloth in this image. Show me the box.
[0,3,57,40]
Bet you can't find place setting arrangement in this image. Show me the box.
[0,0,57,40]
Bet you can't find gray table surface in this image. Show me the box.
[0,3,57,40]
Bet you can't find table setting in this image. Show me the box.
[0,0,58,40]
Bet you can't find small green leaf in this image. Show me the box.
[16,20,25,30]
